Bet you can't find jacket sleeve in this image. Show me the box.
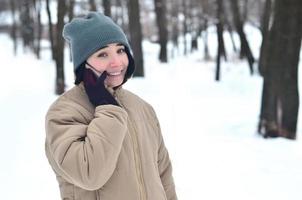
[45,100,128,191]
[152,109,178,200]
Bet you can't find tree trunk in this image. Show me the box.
[20,0,34,51]
[230,0,255,75]
[170,0,179,58]
[34,0,42,59]
[68,0,75,21]
[182,0,188,55]
[46,0,55,60]
[88,0,97,11]
[67,0,75,61]
[258,0,272,76]
[215,0,224,81]
[9,0,17,55]
[55,0,67,95]
[154,0,168,62]
[259,0,302,139]
[127,0,144,77]
[103,0,111,17]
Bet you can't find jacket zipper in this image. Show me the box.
[113,92,147,200]
[128,119,147,200]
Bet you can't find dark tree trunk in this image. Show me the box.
[230,0,255,75]
[225,18,238,53]
[34,0,42,59]
[189,0,199,53]
[67,0,75,61]
[9,0,17,55]
[258,0,272,76]
[242,0,249,23]
[20,0,34,51]
[116,0,127,31]
[259,0,302,139]
[88,0,97,11]
[68,0,75,21]
[170,0,179,59]
[182,0,188,56]
[215,0,225,81]
[154,0,168,62]
[103,0,111,17]
[46,0,55,60]
[55,0,67,95]
[127,0,144,77]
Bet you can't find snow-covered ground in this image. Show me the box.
[1,25,302,200]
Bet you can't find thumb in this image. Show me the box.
[97,71,108,83]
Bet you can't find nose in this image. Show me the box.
[109,54,122,68]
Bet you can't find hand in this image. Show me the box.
[83,68,119,107]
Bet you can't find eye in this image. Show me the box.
[117,48,126,54]
[97,52,108,58]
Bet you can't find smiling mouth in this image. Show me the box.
[107,70,123,76]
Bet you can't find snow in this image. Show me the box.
[1,25,302,200]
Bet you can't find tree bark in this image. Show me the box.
[19,0,34,50]
[88,0,97,11]
[170,0,179,58]
[259,0,302,139]
[258,0,272,76]
[9,0,17,55]
[154,0,168,62]
[127,0,144,77]
[68,0,75,22]
[46,0,55,60]
[55,0,67,95]
[34,0,42,59]
[182,0,188,56]
[103,0,111,17]
[215,0,225,81]
[230,0,255,75]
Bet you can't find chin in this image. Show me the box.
[107,80,123,88]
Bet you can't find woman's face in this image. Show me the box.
[86,43,129,88]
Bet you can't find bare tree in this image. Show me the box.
[33,0,42,59]
[154,0,168,62]
[46,0,55,60]
[230,0,255,75]
[68,0,75,21]
[19,0,34,51]
[258,0,272,75]
[103,0,111,17]
[9,0,17,55]
[215,0,226,81]
[258,0,302,139]
[170,0,180,58]
[127,0,144,77]
[55,0,67,94]
[88,0,97,11]
[181,0,188,55]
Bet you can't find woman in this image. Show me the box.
[45,12,177,200]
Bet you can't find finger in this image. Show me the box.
[83,68,97,84]
[98,71,108,83]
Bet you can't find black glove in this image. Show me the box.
[83,68,119,107]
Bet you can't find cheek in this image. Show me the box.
[122,54,129,67]
[87,58,107,71]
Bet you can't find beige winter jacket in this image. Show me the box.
[45,83,177,200]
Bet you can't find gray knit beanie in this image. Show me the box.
[63,12,135,77]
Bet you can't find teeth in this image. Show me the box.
[108,71,121,76]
